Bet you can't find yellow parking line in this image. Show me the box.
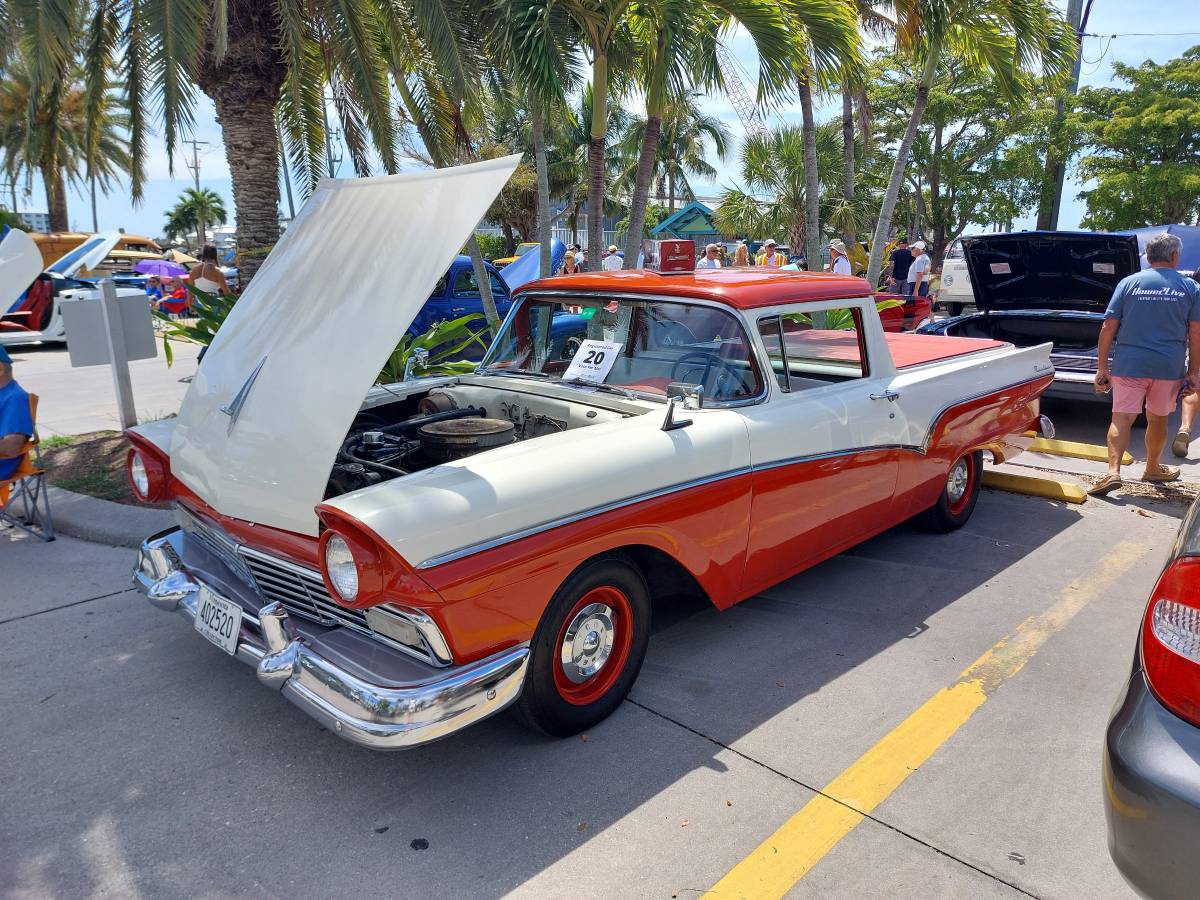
[982,470,1089,504]
[710,541,1149,899]
[1028,437,1132,465]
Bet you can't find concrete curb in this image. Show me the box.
[46,486,173,548]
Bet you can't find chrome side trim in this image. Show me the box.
[416,373,1052,570]
[415,465,754,569]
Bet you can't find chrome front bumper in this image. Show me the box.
[133,528,529,750]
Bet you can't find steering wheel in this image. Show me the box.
[670,351,740,398]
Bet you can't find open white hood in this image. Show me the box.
[0,229,43,311]
[168,155,522,535]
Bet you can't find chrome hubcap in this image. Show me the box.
[946,459,969,503]
[560,603,616,684]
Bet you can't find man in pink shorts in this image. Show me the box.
[1091,232,1200,495]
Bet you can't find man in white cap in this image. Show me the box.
[602,245,623,271]
[906,240,931,297]
[756,239,783,268]
[696,243,723,269]
[828,239,852,275]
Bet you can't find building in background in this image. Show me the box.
[17,210,50,233]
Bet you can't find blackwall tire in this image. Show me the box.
[515,555,651,737]
[921,450,983,533]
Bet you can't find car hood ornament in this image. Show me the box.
[220,356,268,434]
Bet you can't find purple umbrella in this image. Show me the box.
[134,259,188,277]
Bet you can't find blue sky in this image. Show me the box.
[18,0,1200,239]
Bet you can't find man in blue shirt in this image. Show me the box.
[1091,233,1200,495]
[0,346,34,482]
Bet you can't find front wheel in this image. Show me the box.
[515,555,651,737]
[921,451,983,533]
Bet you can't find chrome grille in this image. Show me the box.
[236,546,370,631]
[176,505,255,585]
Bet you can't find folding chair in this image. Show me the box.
[0,393,55,541]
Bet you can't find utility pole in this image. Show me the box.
[183,137,210,248]
[1037,0,1092,230]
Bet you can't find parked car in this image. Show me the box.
[916,231,1140,401]
[0,230,147,348]
[1105,493,1200,899]
[939,237,975,316]
[493,241,540,269]
[126,157,1055,751]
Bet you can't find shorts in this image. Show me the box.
[1111,376,1183,416]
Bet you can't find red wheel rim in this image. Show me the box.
[552,586,634,706]
[945,453,978,516]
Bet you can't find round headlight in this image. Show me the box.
[129,451,150,498]
[324,534,359,601]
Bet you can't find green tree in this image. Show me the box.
[1074,46,1200,230]
[867,52,1059,259]
[0,60,132,232]
[164,188,228,247]
[864,0,1075,286]
[713,123,842,253]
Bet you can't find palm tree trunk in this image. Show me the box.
[587,51,609,259]
[531,101,552,278]
[90,176,99,232]
[466,234,500,327]
[623,115,661,269]
[841,86,855,245]
[43,166,69,232]
[668,171,675,214]
[867,50,939,286]
[798,75,821,271]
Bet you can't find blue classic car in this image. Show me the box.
[409,255,513,336]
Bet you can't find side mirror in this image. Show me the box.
[666,382,704,410]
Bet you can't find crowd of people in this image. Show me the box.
[144,244,230,317]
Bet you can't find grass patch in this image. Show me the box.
[39,430,168,508]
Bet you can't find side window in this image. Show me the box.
[490,274,507,299]
[760,305,869,390]
[431,273,448,297]
[453,268,480,298]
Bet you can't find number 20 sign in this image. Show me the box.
[562,339,623,384]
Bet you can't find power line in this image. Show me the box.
[1083,31,1200,37]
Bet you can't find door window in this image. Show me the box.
[758,306,869,391]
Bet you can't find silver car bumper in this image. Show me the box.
[133,528,529,750]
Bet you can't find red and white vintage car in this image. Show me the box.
[129,157,1055,749]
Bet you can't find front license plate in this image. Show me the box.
[194,589,242,656]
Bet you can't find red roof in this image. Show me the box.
[514,268,873,310]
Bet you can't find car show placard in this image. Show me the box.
[562,339,623,384]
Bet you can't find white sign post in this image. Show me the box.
[99,279,138,429]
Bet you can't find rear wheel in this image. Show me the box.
[515,555,651,737]
[921,451,983,532]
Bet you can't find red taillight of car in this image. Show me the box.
[1141,557,1200,727]
[315,506,444,610]
[124,433,169,503]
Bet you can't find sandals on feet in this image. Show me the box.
[1173,430,1191,458]
[1143,466,1181,484]
[1088,474,1123,496]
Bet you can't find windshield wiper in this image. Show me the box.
[478,366,550,379]
[558,378,638,399]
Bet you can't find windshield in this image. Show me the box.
[944,239,964,260]
[480,295,764,403]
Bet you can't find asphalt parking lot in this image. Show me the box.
[0,485,1181,899]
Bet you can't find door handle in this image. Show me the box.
[870,389,901,402]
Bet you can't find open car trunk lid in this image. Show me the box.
[962,231,1139,313]
[168,155,521,536]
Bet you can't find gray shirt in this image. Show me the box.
[1105,268,1200,380]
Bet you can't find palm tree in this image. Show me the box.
[713,123,841,254]
[618,0,809,268]
[164,187,227,247]
[863,0,1075,286]
[2,0,417,280]
[0,61,133,232]
[838,2,892,245]
[619,90,731,215]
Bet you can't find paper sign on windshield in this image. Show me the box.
[1093,262,1116,274]
[989,262,1012,275]
[563,339,623,384]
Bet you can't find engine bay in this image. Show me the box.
[325,381,631,498]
